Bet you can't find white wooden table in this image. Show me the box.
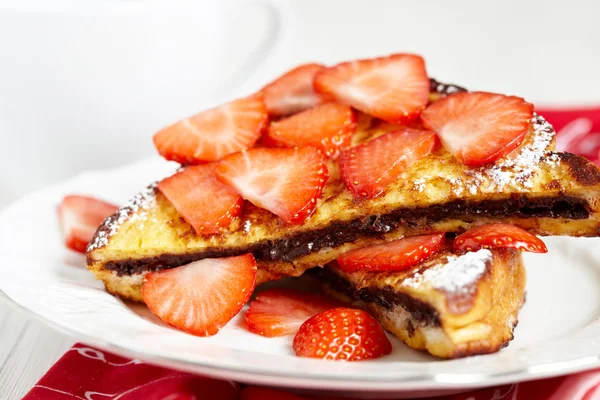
[0,299,73,399]
[0,193,74,399]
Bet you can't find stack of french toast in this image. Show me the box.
[84,53,600,360]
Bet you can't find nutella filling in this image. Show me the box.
[429,78,467,96]
[101,195,588,276]
[308,267,442,327]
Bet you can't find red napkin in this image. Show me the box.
[22,343,600,400]
[540,106,600,164]
[23,108,600,400]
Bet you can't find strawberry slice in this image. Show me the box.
[264,103,357,159]
[314,54,429,123]
[339,127,437,199]
[336,233,445,272]
[245,288,339,337]
[215,147,328,224]
[157,164,242,235]
[454,223,548,253]
[142,254,257,336]
[420,91,534,167]
[57,195,118,253]
[153,94,268,164]
[293,307,392,361]
[262,63,326,117]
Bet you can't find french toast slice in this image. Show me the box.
[307,246,525,359]
[86,82,600,302]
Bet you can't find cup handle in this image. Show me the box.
[218,0,291,98]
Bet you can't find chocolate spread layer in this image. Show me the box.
[101,195,588,276]
[429,78,467,96]
[308,267,442,327]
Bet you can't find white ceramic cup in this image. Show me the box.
[0,0,289,204]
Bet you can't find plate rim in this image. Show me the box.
[2,287,600,393]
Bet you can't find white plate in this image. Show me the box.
[1,157,600,399]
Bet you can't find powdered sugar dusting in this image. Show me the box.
[473,114,556,190]
[447,177,465,196]
[410,115,556,195]
[87,184,157,251]
[402,249,492,295]
[413,179,425,192]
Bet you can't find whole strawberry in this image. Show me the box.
[293,307,392,361]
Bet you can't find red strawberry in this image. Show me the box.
[339,127,437,199]
[245,288,339,337]
[314,54,429,123]
[420,91,534,167]
[153,94,268,164]
[240,387,304,400]
[215,147,328,224]
[157,164,242,235]
[142,254,257,336]
[293,307,392,361]
[336,233,445,272]
[454,223,548,253]
[264,103,357,159]
[262,63,326,117]
[57,195,118,253]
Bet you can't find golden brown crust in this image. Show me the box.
[310,248,525,359]
[555,152,600,186]
[89,259,313,303]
